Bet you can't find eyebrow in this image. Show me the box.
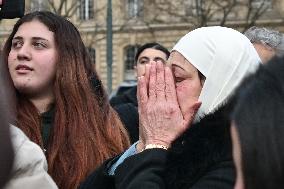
[138,56,166,62]
[12,36,49,41]
[138,56,150,62]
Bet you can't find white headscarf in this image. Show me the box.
[172,26,261,121]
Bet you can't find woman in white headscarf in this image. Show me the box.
[79,26,260,189]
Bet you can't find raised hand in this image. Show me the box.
[137,61,201,152]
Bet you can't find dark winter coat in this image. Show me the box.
[110,86,137,107]
[79,102,235,189]
[113,104,139,143]
[110,86,139,143]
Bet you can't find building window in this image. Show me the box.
[124,45,140,80]
[30,0,49,11]
[79,0,94,20]
[127,0,143,18]
[252,0,272,8]
[185,0,197,16]
[87,47,96,64]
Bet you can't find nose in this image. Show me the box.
[17,44,31,61]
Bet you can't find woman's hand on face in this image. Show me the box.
[137,61,201,150]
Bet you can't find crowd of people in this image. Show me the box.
[1,5,284,189]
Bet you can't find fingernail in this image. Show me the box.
[138,76,144,80]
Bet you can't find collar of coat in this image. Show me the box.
[165,101,234,188]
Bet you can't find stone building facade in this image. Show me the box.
[1,0,284,90]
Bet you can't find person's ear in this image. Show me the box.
[134,65,138,78]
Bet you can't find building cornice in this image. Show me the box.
[78,18,284,34]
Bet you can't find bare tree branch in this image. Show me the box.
[148,0,273,30]
[43,0,275,46]
[242,0,271,31]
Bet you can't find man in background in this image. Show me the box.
[245,26,284,63]
[110,43,170,143]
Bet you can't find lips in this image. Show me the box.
[15,64,33,71]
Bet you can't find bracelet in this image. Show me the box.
[143,144,169,151]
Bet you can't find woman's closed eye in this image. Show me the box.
[174,76,185,83]
[172,66,188,83]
